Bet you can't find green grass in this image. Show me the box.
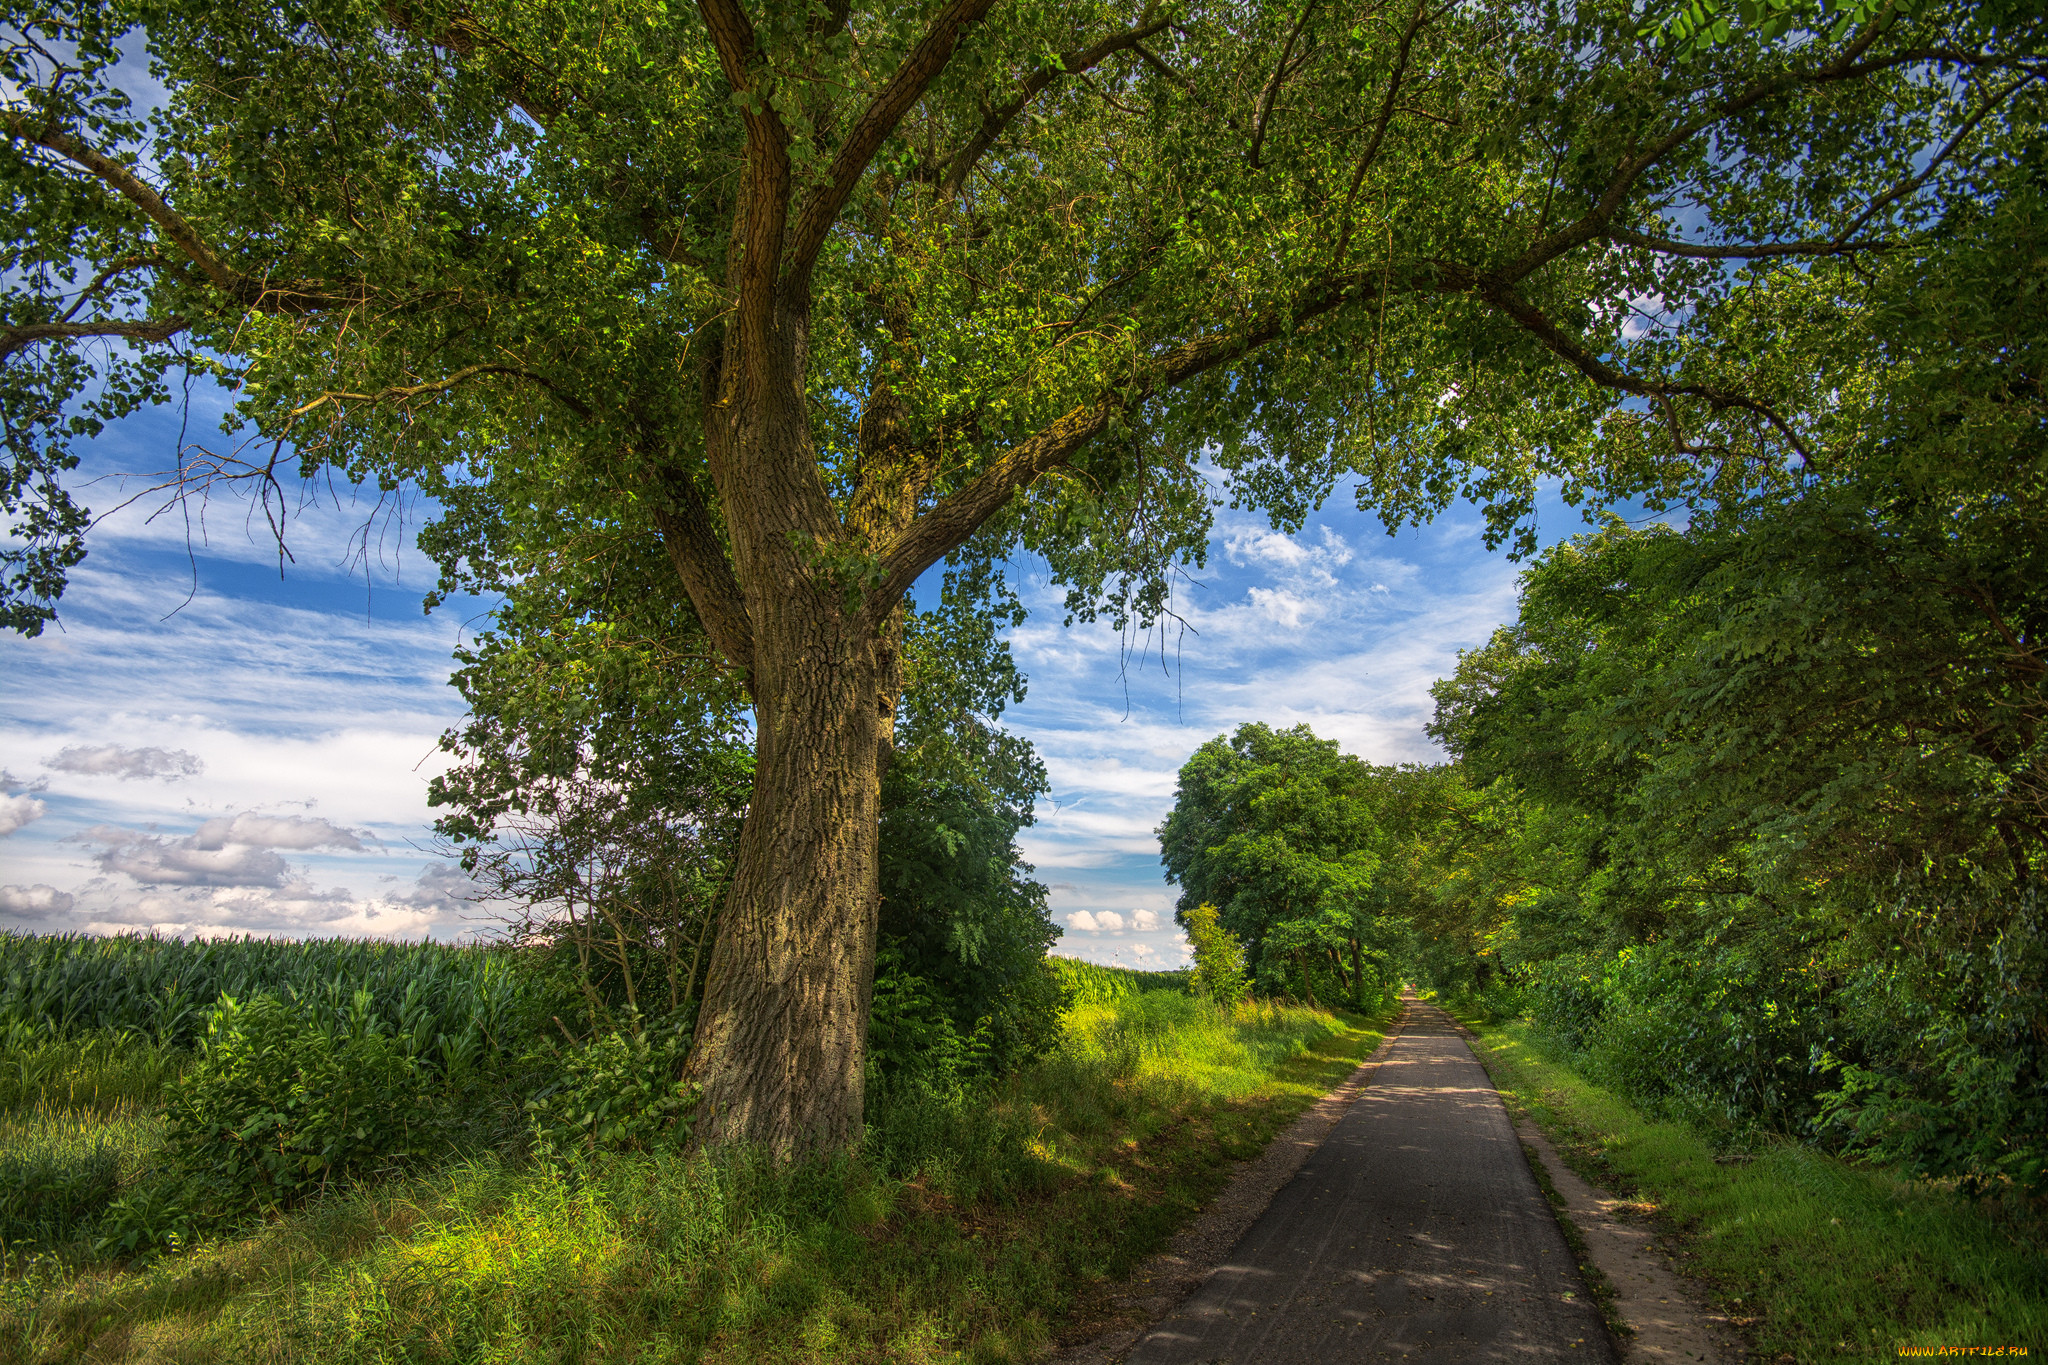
[1,990,1395,1364]
[1,1032,185,1264]
[1457,1015,2048,1363]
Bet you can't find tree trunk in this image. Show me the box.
[1350,933,1364,1011]
[675,306,909,1154]
[681,592,900,1155]
[1293,948,1318,1007]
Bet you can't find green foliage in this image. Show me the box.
[144,995,445,1223]
[1045,957,1190,1008]
[0,1024,185,1113]
[0,1144,119,1253]
[1180,903,1249,1007]
[0,931,537,1067]
[1159,723,1414,1007]
[2,993,1389,1363]
[8,0,2036,662]
[875,564,1068,1081]
[524,1011,696,1155]
[1413,150,2048,1188]
[1468,1018,2048,1362]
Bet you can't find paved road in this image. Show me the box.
[1125,1001,1618,1364]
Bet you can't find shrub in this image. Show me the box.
[525,1011,695,1154]
[1182,903,1249,1006]
[154,994,442,1217]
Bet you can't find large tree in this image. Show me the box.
[5,0,2039,1151]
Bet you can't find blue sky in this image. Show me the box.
[1,396,1591,958]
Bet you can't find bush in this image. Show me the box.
[1182,903,1249,1006]
[525,1011,695,1154]
[152,994,443,1218]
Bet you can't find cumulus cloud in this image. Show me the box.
[45,744,205,781]
[1247,586,1314,629]
[392,862,481,917]
[189,813,366,852]
[0,792,47,836]
[1131,908,1162,931]
[76,826,293,888]
[69,811,366,889]
[1224,527,1312,569]
[1067,909,1126,932]
[0,883,74,920]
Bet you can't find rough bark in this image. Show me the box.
[680,593,900,1155]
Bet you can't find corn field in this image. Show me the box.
[1048,956,1189,1008]
[0,932,536,1075]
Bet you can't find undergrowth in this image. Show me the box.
[1458,1014,2048,1363]
[2,990,1393,1364]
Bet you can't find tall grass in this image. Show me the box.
[0,1030,184,1263]
[0,932,535,1065]
[1463,1016,2048,1362]
[2,989,1386,1365]
[1047,955,1191,1007]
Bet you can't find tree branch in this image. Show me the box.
[0,316,189,365]
[1333,0,1432,264]
[869,270,1377,614]
[652,486,756,676]
[1604,226,1895,259]
[1492,19,1928,285]
[938,18,1170,197]
[695,0,792,341]
[1831,72,2037,247]
[785,0,999,287]
[283,362,595,423]
[1248,0,1319,171]
[3,111,242,295]
[1451,267,1813,462]
[4,111,365,315]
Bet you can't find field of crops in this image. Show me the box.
[0,931,535,1076]
[1048,954,1190,1006]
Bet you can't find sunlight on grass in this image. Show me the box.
[1464,1017,2048,1363]
[2,991,1390,1365]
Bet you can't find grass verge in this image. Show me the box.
[3,991,1395,1365]
[1456,1015,2047,1363]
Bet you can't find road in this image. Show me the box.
[1124,999,1618,1363]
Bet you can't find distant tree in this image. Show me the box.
[6,0,2037,1151]
[1159,723,1411,1006]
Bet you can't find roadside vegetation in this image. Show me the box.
[1457,1014,2048,1363]
[0,962,1391,1364]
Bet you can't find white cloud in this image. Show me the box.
[75,825,294,888]
[0,792,47,836]
[1224,527,1312,569]
[1246,586,1313,629]
[0,884,74,919]
[1131,908,1162,931]
[68,811,367,889]
[190,813,366,852]
[44,744,204,781]
[1067,909,1126,932]
[0,862,487,940]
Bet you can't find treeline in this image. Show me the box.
[1162,143,2047,1197]
[1374,157,2041,1195]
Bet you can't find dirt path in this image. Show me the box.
[1118,999,1617,1363]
